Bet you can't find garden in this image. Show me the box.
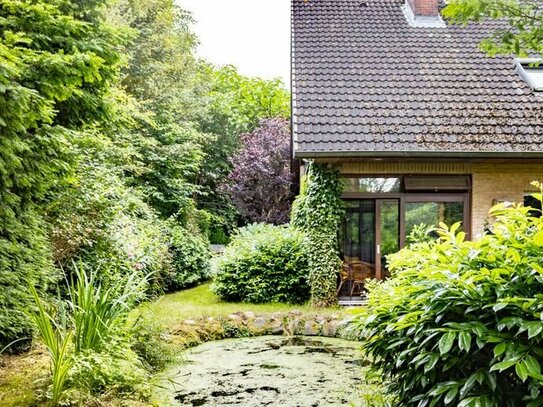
[2,0,543,406]
[4,160,543,406]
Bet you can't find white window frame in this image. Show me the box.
[515,58,543,92]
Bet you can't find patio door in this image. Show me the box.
[339,199,399,286]
[340,200,375,265]
[339,176,471,293]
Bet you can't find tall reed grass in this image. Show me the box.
[67,265,149,354]
[28,265,151,405]
[28,287,72,406]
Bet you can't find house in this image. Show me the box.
[291,0,543,291]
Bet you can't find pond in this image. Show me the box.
[167,336,368,406]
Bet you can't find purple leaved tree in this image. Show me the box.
[222,118,293,225]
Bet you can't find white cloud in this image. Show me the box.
[177,0,291,87]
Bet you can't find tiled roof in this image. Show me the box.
[291,0,543,158]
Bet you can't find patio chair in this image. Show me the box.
[349,261,374,297]
[336,261,352,295]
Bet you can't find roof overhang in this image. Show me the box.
[294,150,543,159]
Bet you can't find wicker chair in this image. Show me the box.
[336,262,352,295]
[349,261,374,297]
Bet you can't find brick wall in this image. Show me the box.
[471,168,543,239]
[407,0,439,17]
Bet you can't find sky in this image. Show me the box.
[177,0,291,87]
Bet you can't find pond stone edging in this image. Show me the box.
[167,311,357,349]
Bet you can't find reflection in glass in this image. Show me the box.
[339,200,375,264]
[405,201,464,239]
[344,200,360,208]
[379,201,399,277]
[343,177,401,193]
[339,200,376,297]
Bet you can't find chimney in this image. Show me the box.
[403,0,445,28]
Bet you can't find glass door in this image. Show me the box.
[375,200,400,280]
[340,200,375,264]
[339,199,400,295]
[339,200,375,297]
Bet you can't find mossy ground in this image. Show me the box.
[0,345,49,407]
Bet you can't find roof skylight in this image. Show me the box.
[516,59,543,91]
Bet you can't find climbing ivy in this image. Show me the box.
[291,162,344,307]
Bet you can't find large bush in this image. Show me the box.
[212,224,310,303]
[351,199,543,406]
[50,151,173,291]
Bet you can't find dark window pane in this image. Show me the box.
[524,194,542,218]
[404,176,470,191]
[339,200,375,264]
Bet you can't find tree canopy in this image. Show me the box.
[0,0,291,349]
[0,0,128,347]
[444,0,543,57]
[222,118,292,225]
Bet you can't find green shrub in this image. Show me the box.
[350,199,543,406]
[67,346,152,402]
[164,223,211,291]
[50,157,173,293]
[194,208,233,245]
[406,223,437,245]
[211,223,310,303]
[52,155,211,295]
[0,209,56,351]
[130,320,177,372]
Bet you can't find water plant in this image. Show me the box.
[26,264,153,405]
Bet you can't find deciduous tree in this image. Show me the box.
[222,118,292,225]
[0,0,128,348]
[444,0,543,57]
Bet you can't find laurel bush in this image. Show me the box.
[350,197,543,406]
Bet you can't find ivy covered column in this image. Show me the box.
[291,162,344,307]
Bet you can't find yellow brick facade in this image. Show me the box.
[326,160,543,240]
[470,167,542,238]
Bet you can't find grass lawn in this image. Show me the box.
[134,282,341,329]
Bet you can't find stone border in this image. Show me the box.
[166,311,357,349]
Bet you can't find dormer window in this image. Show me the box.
[516,59,543,91]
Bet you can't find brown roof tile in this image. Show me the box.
[291,0,543,157]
